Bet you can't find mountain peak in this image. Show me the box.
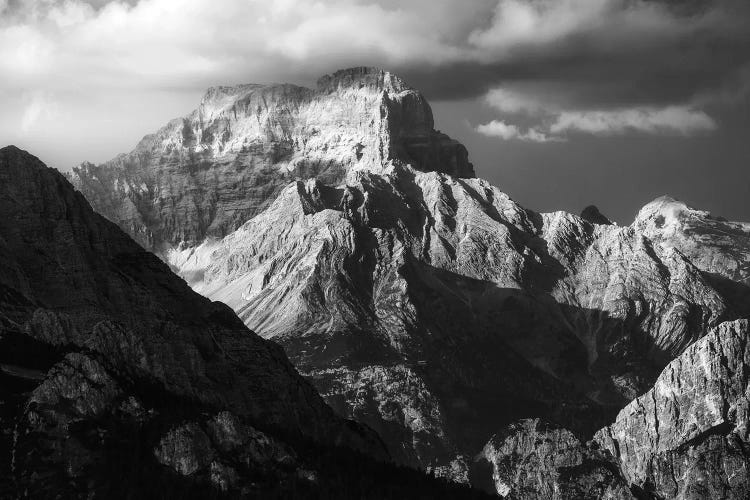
[635,195,692,227]
[580,205,613,225]
[0,144,22,154]
[0,146,53,184]
[643,194,682,209]
[0,145,36,163]
[200,83,265,105]
[70,68,473,249]
[316,66,412,94]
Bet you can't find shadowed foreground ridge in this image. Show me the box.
[69,68,750,498]
[0,145,495,499]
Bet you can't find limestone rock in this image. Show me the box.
[155,422,216,476]
[154,413,296,483]
[69,67,474,251]
[633,195,750,319]
[634,196,750,284]
[477,418,633,499]
[580,205,613,226]
[595,319,750,499]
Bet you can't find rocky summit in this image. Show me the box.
[67,68,750,498]
[69,67,473,252]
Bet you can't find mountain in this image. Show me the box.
[70,68,750,497]
[69,67,473,253]
[0,145,496,499]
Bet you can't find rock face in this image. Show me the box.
[634,196,750,284]
[0,146,496,499]
[478,418,633,499]
[595,319,750,499]
[70,67,473,252]
[580,205,613,226]
[68,68,750,495]
[634,196,750,319]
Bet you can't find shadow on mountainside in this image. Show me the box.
[70,150,355,252]
[278,255,730,476]
[401,259,671,439]
[703,271,750,321]
[0,314,495,500]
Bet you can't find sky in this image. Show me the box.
[1,0,749,223]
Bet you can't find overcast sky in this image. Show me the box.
[1,0,749,223]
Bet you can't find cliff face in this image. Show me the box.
[66,68,750,496]
[594,319,750,499]
[478,418,634,499]
[69,67,473,251]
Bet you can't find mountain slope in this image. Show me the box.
[173,165,739,473]
[0,145,497,499]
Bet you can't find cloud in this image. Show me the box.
[20,91,59,134]
[0,0,748,102]
[476,120,560,142]
[0,0,747,158]
[485,87,549,115]
[0,0,475,92]
[476,120,521,140]
[410,0,750,104]
[549,106,717,136]
[478,87,718,140]
[468,0,680,57]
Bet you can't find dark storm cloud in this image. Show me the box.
[400,0,750,110]
[1,0,748,145]
[404,47,750,109]
[444,0,749,140]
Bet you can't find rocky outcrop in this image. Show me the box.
[69,67,473,251]
[580,205,613,226]
[0,146,498,499]
[152,412,302,493]
[477,418,633,499]
[595,319,750,499]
